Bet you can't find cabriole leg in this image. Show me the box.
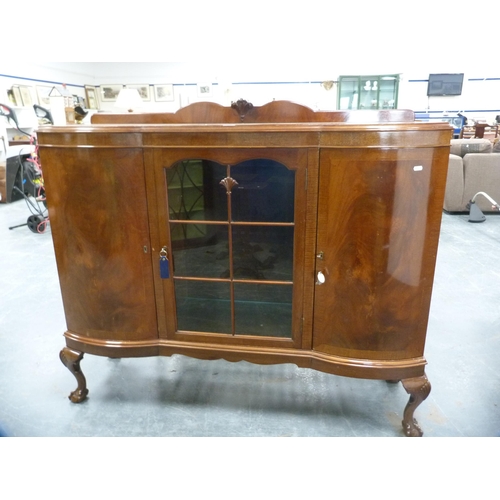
[59,347,89,403]
[401,374,431,437]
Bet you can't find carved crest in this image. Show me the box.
[219,176,239,194]
[231,99,254,121]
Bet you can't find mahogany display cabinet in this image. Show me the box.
[37,100,452,436]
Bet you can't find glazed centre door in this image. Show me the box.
[152,149,308,348]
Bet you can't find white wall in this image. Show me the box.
[0,62,93,104]
[1,62,499,123]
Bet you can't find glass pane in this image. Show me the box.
[339,77,358,110]
[171,224,229,278]
[234,283,292,337]
[167,160,227,221]
[359,76,379,109]
[230,160,295,223]
[232,225,294,281]
[175,280,231,333]
[379,77,397,109]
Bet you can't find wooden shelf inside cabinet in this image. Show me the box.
[37,100,452,436]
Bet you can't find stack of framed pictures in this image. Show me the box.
[5,82,177,111]
[96,84,175,103]
[8,85,36,107]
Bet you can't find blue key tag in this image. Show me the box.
[159,248,170,279]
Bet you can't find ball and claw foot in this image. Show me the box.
[59,347,89,403]
[403,418,424,437]
[401,375,431,437]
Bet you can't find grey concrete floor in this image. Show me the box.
[1,198,499,438]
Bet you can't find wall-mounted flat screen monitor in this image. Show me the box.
[427,73,464,96]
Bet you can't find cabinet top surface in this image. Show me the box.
[37,122,453,150]
[38,121,453,133]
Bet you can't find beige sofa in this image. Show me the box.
[444,139,500,212]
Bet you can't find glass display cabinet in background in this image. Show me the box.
[337,75,399,110]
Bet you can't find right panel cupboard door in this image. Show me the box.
[313,147,448,362]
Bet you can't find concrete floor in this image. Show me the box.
[1,198,499,437]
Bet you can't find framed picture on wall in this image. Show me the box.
[11,86,22,106]
[100,84,123,102]
[7,89,16,106]
[126,84,151,101]
[36,85,52,107]
[197,83,212,98]
[84,85,99,109]
[19,86,34,107]
[154,84,174,102]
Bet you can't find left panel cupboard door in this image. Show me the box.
[41,147,158,341]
